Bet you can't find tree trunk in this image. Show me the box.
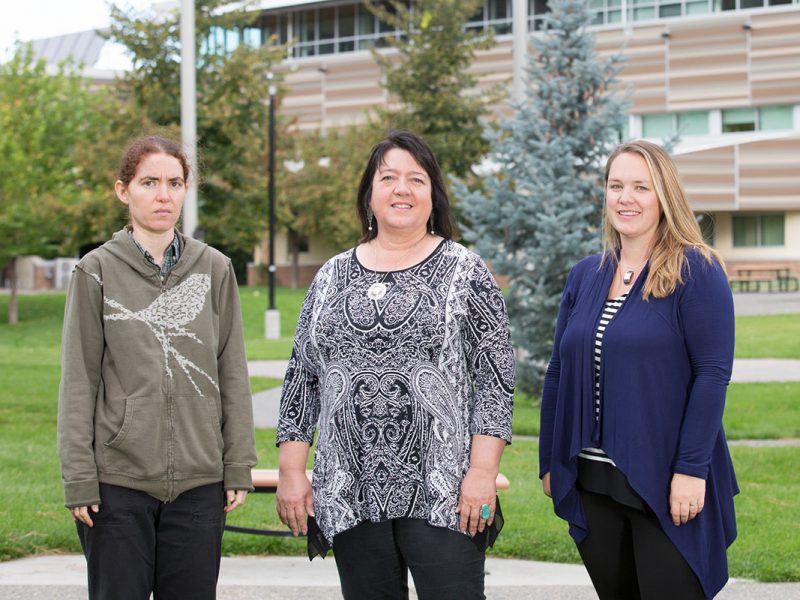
[8,256,18,325]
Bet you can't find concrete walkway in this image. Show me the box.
[2,554,799,599]
[250,356,800,430]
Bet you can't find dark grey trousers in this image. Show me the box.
[76,482,225,600]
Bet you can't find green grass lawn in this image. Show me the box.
[0,292,798,581]
[513,382,800,440]
[735,314,800,358]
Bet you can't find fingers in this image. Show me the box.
[542,472,551,498]
[71,505,98,528]
[670,498,704,526]
[456,498,495,536]
[278,501,308,536]
[276,495,310,536]
[224,490,248,513]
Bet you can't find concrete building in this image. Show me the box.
[21,1,800,287]
[237,0,800,284]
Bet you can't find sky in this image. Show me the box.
[0,0,158,60]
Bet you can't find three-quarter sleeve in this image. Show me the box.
[673,257,735,479]
[58,265,105,508]
[276,269,326,445]
[464,256,515,442]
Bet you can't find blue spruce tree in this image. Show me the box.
[457,0,628,394]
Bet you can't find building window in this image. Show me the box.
[468,0,513,33]
[722,106,794,133]
[642,111,710,137]
[677,111,710,135]
[722,108,756,132]
[760,105,794,131]
[732,214,785,247]
[288,233,310,254]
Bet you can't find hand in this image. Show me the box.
[542,472,551,498]
[225,490,248,513]
[275,470,314,536]
[70,505,100,527]
[670,473,706,526]
[456,466,497,537]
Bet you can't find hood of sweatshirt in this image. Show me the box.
[102,227,209,280]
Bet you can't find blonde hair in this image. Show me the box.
[601,140,725,299]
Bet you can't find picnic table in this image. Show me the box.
[729,262,798,293]
[225,469,511,537]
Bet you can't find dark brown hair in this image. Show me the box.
[356,130,454,242]
[117,136,190,187]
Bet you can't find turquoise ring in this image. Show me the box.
[480,503,491,520]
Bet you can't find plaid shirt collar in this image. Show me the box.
[127,227,181,280]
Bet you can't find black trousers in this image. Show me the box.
[76,482,226,600]
[577,489,707,600]
[332,518,486,600]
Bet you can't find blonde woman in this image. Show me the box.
[539,140,738,599]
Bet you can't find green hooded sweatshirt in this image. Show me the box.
[58,229,256,508]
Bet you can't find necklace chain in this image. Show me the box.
[619,256,650,286]
[366,236,429,300]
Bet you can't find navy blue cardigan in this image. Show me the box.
[539,249,738,599]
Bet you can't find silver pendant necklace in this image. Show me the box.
[367,280,387,300]
[367,241,389,300]
[366,236,428,300]
[620,257,649,286]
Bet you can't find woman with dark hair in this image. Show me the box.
[58,135,256,599]
[275,130,514,599]
[539,140,738,599]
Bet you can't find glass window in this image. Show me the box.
[686,0,710,14]
[659,3,683,17]
[717,0,737,10]
[357,5,375,35]
[242,27,261,48]
[319,7,335,40]
[760,214,785,246]
[769,0,793,4]
[633,7,656,20]
[722,108,756,132]
[338,5,355,38]
[733,215,758,247]
[760,105,793,131]
[677,111,709,135]
[642,114,673,137]
[740,0,765,7]
[489,0,509,20]
[295,10,315,44]
[733,214,785,247]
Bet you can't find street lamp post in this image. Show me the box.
[264,72,280,339]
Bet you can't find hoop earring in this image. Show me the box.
[367,206,374,232]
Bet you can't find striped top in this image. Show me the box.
[578,293,628,465]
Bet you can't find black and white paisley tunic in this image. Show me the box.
[277,239,515,545]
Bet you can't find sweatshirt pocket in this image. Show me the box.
[102,396,166,479]
[172,395,224,479]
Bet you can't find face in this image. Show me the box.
[369,148,433,236]
[606,152,662,245]
[115,153,186,235]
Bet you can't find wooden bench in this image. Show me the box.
[225,469,510,537]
